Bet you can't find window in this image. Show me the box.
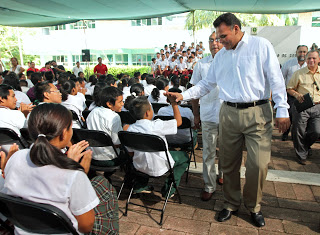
[115,54,128,65]
[70,20,96,29]
[52,55,68,66]
[131,17,163,26]
[132,54,155,66]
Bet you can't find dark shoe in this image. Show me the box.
[217,209,238,222]
[282,134,288,141]
[250,211,265,227]
[297,156,306,165]
[200,191,213,201]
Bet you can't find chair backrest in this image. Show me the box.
[0,192,79,235]
[180,104,193,111]
[82,110,91,120]
[72,129,119,157]
[85,99,93,108]
[118,111,136,125]
[151,103,169,114]
[20,128,32,147]
[154,116,191,129]
[0,128,28,149]
[85,95,93,100]
[70,110,87,129]
[118,131,167,153]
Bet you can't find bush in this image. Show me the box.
[80,65,150,80]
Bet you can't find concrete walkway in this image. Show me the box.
[112,128,320,234]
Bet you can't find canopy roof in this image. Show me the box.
[1,0,320,27]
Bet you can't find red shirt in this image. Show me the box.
[94,63,108,77]
[27,68,39,72]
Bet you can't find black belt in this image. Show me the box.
[225,99,269,109]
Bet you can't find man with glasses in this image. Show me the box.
[281,45,308,141]
[167,12,290,227]
[287,50,320,165]
[190,31,223,202]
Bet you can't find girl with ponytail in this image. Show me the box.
[148,77,169,104]
[1,103,119,234]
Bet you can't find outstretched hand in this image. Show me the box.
[164,92,183,103]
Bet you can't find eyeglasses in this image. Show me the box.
[49,90,60,93]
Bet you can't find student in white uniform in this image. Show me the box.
[0,84,28,137]
[87,87,128,167]
[124,83,145,111]
[151,58,158,75]
[177,57,189,75]
[60,80,86,129]
[144,75,156,96]
[148,78,169,104]
[85,75,98,96]
[0,103,119,234]
[126,96,189,196]
[34,81,62,105]
[88,82,109,111]
[3,72,31,108]
[168,56,178,77]
[158,88,195,144]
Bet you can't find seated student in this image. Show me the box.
[3,73,31,108]
[158,88,195,144]
[126,96,189,197]
[151,58,158,75]
[168,56,178,76]
[85,74,95,88]
[26,70,34,88]
[144,75,156,96]
[0,103,119,234]
[88,82,109,111]
[60,80,86,129]
[106,75,117,87]
[187,57,195,75]
[86,75,98,96]
[123,78,136,101]
[86,87,127,167]
[56,73,69,90]
[34,81,62,105]
[19,79,29,94]
[27,72,43,102]
[124,83,145,111]
[177,56,189,76]
[148,77,169,104]
[44,71,54,83]
[140,73,148,87]
[0,84,28,137]
[77,76,87,95]
[169,75,186,93]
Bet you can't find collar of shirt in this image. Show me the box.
[306,66,320,75]
[233,32,248,51]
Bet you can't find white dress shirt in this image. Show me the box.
[190,55,222,123]
[144,84,156,96]
[0,107,27,137]
[183,33,289,118]
[156,59,169,70]
[127,119,176,177]
[72,66,84,76]
[87,107,122,161]
[157,105,194,144]
[169,61,177,70]
[281,57,307,86]
[61,93,86,129]
[177,62,187,70]
[14,90,31,108]
[2,149,99,235]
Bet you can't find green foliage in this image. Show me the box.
[0,26,40,68]
[81,65,150,79]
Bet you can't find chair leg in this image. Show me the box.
[124,185,134,216]
[117,181,125,200]
[185,151,193,183]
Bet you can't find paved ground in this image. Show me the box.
[111,128,320,235]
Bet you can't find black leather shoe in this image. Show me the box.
[217,209,238,222]
[250,211,265,227]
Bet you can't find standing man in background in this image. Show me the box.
[72,61,84,77]
[167,13,290,227]
[94,57,108,78]
[190,31,223,202]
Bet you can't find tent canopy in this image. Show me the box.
[1,0,320,27]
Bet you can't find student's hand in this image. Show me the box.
[67,140,89,162]
[123,124,130,131]
[1,144,19,178]
[19,103,35,117]
[164,92,183,103]
[79,87,87,95]
[79,150,92,174]
[194,114,201,129]
[275,118,291,133]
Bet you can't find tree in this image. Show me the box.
[0,26,39,69]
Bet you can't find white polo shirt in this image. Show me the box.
[127,119,177,177]
[156,59,169,70]
[0,106,27,136]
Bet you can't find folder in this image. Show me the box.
[294,93,315,113]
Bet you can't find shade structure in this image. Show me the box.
[1,0,320,27]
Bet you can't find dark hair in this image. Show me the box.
[28,103,83,171]
[78,76,85,84]
[44,71,54,83]
[92,82,109,106]
[18,73,25,79]
[151,78,169,101]
[88,75,96,83]
[146,75,155,85]
[124,83,145,110]
[168,87,182,93]
[3,73,21,91]
[31,72,42,85]
[26,70,34,77]
[60,80,76,101]
[106,76,116,86]
[99,75,107,83]
[78,71,84,76]
[213,12,242,30]
[128,96,151,120]
[128,78,136,87]
[98,87,123,108]
[69,74,76,80]
[58,73,69,86]
[0,84,12,99]
[180,75,189,87]
[45,61,51,66]
[170,75,179,88]
[35,81,51,102]
[19,80,28,87]
[70,76,79,83]
[134,72,141,78]
[141,73,148,80]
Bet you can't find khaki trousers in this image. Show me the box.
[219,102,273,213]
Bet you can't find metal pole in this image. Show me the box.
[192,10,196,45]
[17,28,24,66]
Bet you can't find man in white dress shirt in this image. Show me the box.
[72,61,84,77]
[167,13,290,227]
[281,45,308,141]
[190,31,223,202]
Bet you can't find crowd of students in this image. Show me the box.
[151,41,206,77]
[0,58,197,233]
